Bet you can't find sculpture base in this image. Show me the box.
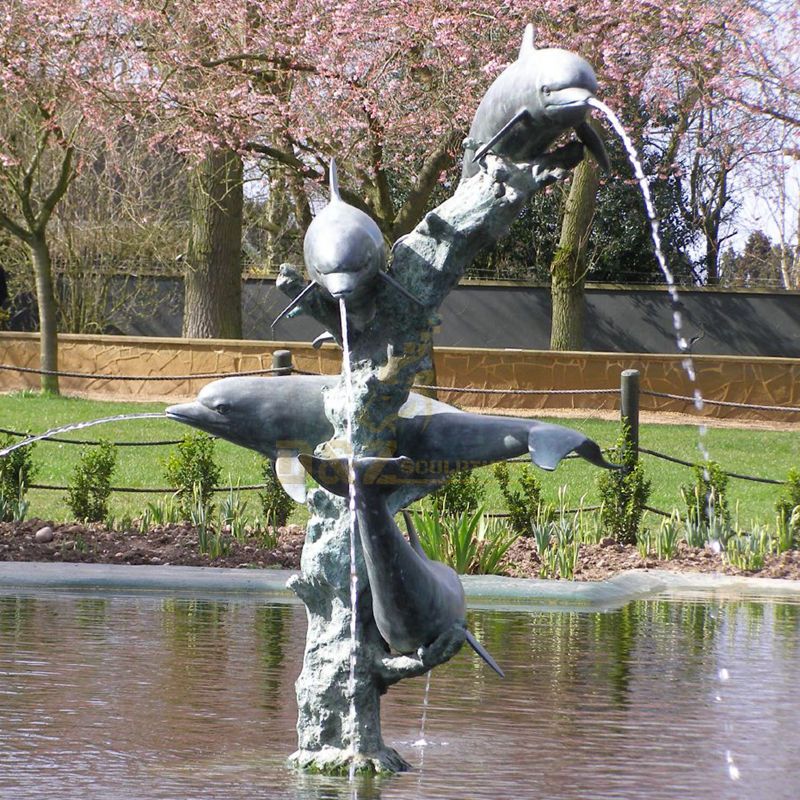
[289,745,412,775]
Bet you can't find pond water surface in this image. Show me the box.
[1,590,798,800]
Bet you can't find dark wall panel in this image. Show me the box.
[102,278,800,358]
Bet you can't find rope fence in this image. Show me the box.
[28,482,270,494]
[2,359,798,413]
[0,364,319,380]
[1,358,797,496]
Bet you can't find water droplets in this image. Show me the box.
[0,413,167,458]
[726,750,741,781]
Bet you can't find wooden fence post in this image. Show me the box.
[272,349,293,376]
[620,369,640,459]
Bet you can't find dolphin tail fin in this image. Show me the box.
[575,121,611,173]
[379,271,425,308]
[401,510,428,558]
[519,23,535,57]
[528,422,619,471]
[465,629,505,678]
[298,454,416,498]
[329,157,341,201]
[473,109,531,164]
[271,281,319,329]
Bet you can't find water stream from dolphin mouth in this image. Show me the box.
[588,101,734,774]
[588,98,710,469]
[0,413,167,458]
[338,298,360,783]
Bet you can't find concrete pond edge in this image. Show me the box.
[0,561,798,609]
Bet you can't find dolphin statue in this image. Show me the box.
[299,453,505,677]
[272,158,422,333]
[165,375,616,506]
[461,24,610,182]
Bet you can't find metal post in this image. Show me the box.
[620,369,640,458]
[272,349,293,376]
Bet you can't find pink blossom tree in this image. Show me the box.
[109,1,799,344]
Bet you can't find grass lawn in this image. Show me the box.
[1,391,797,526]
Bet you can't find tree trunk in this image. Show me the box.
[29,236,59,394]
[183,147,243,339]
[549,158,599,350]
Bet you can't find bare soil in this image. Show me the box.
[2,519,799,581]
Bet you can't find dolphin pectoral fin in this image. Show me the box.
[271,282,319,328]
[575,121,611,173]
[528,423,617,471]
[311,331,336,349]
[274,451,307,503]
[472,109,532,163]
[379,271,425,308]
[464,630,505,678]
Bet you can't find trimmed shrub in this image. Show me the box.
[493,462,546,535]
[259,458,295,528]
[596,424,651,544]
[681,460,729,525]
[66,440,116,522]
[427,467,485,517]
[162,433,221,519]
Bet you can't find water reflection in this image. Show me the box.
[0,591,798,799]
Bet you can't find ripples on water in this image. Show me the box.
[1,592,798,800]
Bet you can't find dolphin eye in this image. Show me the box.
[215,402,231,415]
[542,85,551,96]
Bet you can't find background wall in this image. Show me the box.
[55,278,800,358]
[1,332,797,422]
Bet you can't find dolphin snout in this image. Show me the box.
[323,272,361,300]
[165,402,195,421]
[546,86,594,110]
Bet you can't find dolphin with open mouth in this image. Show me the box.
[461,24,610,182]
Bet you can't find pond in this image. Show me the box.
[1,589,798,799]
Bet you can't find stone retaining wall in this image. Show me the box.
[1,332,798,422]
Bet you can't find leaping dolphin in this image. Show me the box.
[272,159,422,333]
[300,454,505,677]
[461,24,610,182]
[165,375,616,507]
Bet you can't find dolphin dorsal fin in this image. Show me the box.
[401,510,428,559]
[329,157,341,201]
[520,24,535,58]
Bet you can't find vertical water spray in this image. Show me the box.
[588,98,710,464]
[338,298,360,781]
[413,671,432,749]
[414,671,433,791]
